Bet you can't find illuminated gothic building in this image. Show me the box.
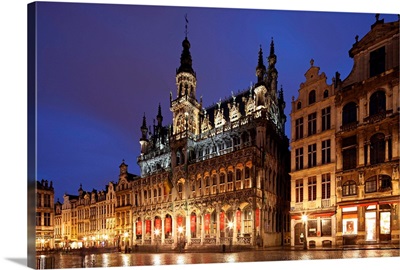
[290,15,399,248]
[132,35,290,249]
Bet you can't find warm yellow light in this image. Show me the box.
[178,226,184,234]
[302,214,308,223]
[124,232,128,238]
[154,229,160,236]
[228,221,234,229]
[83,237,87,241]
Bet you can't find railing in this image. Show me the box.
[203,237,216,244]
[340,121,358,132]
[190,238,201,245]
[321,199,331,208]
[164,239,174,245]
[237,236,251,244]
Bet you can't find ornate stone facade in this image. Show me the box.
[133,35,290,249]
[290,15,399,248]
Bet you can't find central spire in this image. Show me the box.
[177,15,195,76]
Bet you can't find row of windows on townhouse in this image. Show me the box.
[295,173,392,203]
[341,133,392,171]
[295,106,331,140]
[295,173,331,203]
[341,175,392,196]
[36,212,51,226]
[295,139,331,170]
[295,90,387,140]
[37,193,52,208]
[296,89,330,110]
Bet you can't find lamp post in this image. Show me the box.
[301,214,308,250]
[41,238,45,251]
[178,226,184,252]
[124,232,129,253]
[154,229,160,252]
[228,221,233,251]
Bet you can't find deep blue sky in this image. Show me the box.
[34,2,398,201]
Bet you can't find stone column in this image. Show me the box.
[385,135,390,161]
[161,216,165,244]
[216,206,221,245]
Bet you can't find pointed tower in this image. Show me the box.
[139,113,149,154]
[170,17,202,136]
[156,103,163,127]
[255,45,266,86]
[267,38,278,95]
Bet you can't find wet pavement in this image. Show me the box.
[38,245,400,269]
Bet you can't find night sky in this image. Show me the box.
[33,2,398,201]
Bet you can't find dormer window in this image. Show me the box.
[370,46,385,77]
[308,90,316,105]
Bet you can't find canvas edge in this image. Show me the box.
[27,2,38,269]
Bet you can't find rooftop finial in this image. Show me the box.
[185,14,189,38]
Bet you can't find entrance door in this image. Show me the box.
[365,212,376,241]
[294,223,303,245]
[379,211,391,242]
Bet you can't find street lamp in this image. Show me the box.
[228,221,233,251]
[301,214,308,250]
[41,238,45,251]
[154,229,160,252]
[177,226,184,252]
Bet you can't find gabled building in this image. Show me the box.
[335,15,399,246]
[289,15,399,248]
[36,180,55,250]
[289,60,337,247]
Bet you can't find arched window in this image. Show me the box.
[379,175,392,191]
[342,180,357,196]
[323,89,329,98]
[309,90,316,105]
[297,101,302,110]
[365,176,377,193]
[342,102,357,125]
[369,90,386,116]
[370,133,385,165]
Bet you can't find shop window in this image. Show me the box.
[320,219,332,236]
[307,219,317,237]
